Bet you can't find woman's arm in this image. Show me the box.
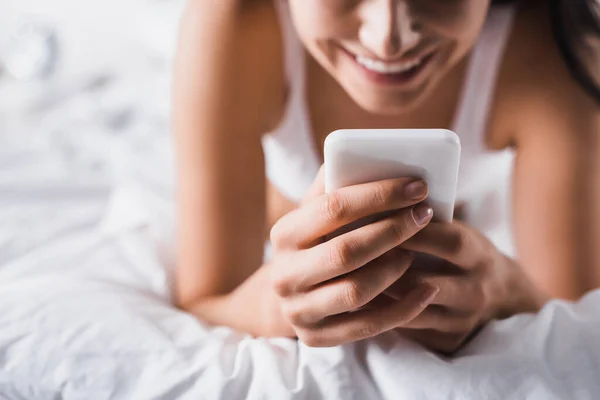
[512,87,599,300]
[173,0,285,308]
[506,3,600,299]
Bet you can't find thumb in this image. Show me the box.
[302,165,326,205]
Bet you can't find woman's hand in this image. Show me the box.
[267,171,439,347]
[383,221,549,354]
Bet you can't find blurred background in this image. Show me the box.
[0,0,186,269]
[0,0,184,184]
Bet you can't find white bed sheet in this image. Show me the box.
[1,129,600,400]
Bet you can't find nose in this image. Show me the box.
[358,0,421,60]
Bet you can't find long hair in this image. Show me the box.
[494,0,600,102]
[550,0,600,101]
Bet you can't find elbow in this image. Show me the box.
[173,284,210,313]
[173,292,199,313]
[174,289,222,313]
[173,282,231,314]
[174,297,197,313]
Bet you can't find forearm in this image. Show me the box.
[183,263,294,338]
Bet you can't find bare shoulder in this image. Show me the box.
[176,0,286,134]
[489,0,599,150]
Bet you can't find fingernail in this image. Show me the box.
[404,180,428,200]
[412,204,433,226]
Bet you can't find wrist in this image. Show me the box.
[183,266,296,338]
[495,256,550,320]
[224,264,295,338]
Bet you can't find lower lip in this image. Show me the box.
[345,50,435,87]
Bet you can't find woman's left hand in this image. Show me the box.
[380,220,548,355]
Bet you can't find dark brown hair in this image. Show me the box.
[494,0,600,102]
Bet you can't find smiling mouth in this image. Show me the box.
[341,47,437,87]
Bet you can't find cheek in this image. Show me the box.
[414,0,490,45]
[288,0,357,41]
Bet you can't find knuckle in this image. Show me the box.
[320,192,347,224]
[446,227,467,255]
[269,220,289,248]
[388,217,410,242]
[282,302,306,326]
[339,279,367,309]
[370,181,394,206]
[478,241,498,269]
[472,283,487,306]
[353,321,382,340]
[270,270,292,297]
[297,330,328,348]
[480,286,495,315]
[327,240,355,273]
[469,277,493,312]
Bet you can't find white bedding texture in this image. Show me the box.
[1,1,600,399]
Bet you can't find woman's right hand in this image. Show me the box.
[268,170,438,347]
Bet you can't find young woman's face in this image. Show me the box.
[288,0,491,114]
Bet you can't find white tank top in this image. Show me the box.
[262,2,518,256]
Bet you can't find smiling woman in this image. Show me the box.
[173,0,600,354]
[287,0,491,113]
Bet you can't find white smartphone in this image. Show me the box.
[324,129,461,223]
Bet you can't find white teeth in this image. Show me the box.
[355,55,422,74]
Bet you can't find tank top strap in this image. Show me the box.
[452,5,517,151]
[262,1,320,202]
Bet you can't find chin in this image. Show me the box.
[344,80,433,116]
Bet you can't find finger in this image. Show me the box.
[282,205,432,292]
[389,270,486,312]
[271,178,429,249]
[399,305,477,333]
[360,292,397,311]
[401,221,490,268]
[285,249,414,325]
[296,284,439,348]
[302,165,326,205]
[422,273,489,312]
